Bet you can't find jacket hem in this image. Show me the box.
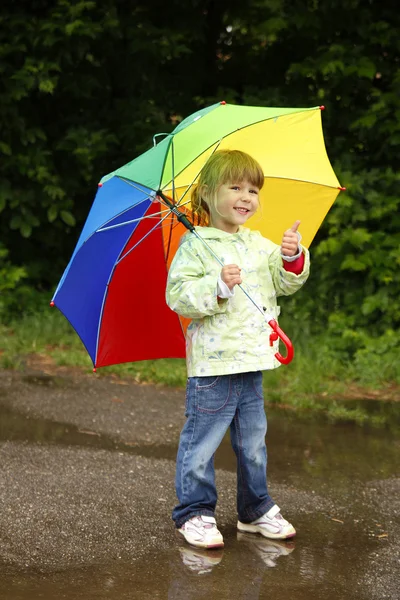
[187,360,280,378]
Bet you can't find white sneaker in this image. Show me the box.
[237,505,296,540]
[178,516,224,549]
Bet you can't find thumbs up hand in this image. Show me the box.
[281,220,301,257]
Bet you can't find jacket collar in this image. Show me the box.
[193,226,250,241]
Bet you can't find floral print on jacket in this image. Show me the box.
[166,226,310,377]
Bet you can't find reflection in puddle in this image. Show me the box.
[235,533,295,568]
[0,517,377,600]
[177,545,225,574]
[175,535,294,576]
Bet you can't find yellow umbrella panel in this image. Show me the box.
[163,106,342,248]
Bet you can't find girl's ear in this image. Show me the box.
[199,184,208,200]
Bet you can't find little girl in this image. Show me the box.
[166,149,310,549]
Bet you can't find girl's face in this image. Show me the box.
[208,180,260,233]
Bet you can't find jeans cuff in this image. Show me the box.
[174,509,215,529]
[238,500,276,524]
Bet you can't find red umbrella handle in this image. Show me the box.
[268,319,294,365]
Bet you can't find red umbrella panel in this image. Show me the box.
[52,178,190,368]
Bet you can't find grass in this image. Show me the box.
[1,308,399,428]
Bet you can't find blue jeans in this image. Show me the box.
[172,371,275,528]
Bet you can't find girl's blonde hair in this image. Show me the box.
[191,149,264,226]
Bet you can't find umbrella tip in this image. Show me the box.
[220,100,226,105]
[50,301,55,307]
[338,186,347,191]
[98,182,103,188]
[319,105,325,110]
[93,367,97,373]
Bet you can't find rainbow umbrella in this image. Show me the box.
[51,102,343,369]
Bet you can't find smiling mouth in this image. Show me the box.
[234,208,250,214]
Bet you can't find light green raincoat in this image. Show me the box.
[166,226,310,377]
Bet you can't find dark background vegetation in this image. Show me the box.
[1,0,399,373]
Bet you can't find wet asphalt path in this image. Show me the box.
[0,368,399,599]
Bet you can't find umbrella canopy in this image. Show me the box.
[52,102,343,369]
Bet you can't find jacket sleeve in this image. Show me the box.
[166,241,229,319]
[268,243,310,297]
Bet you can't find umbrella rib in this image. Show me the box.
[165,212,176,264]
[114,208,173,266]
[169,174,341,205]
[116,176,157,196]
[94,176,179,234]
[94,188,154,233]
[112,174,193,214]
[164,137,177,262]
[259,175,340,188]
[112,174,200,220]
[158,136,173,195]
[171,137,176,203]
[97,209,173,233]
[165,140,223,209]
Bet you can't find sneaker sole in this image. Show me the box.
[178,529,225,549]
[237,521,296,540]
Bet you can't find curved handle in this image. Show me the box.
[268,319,294,365]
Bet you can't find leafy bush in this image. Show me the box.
[0,245,27,319]
[351,330,400,385]
[0,0,399,348]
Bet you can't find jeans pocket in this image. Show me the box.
[252,371,264,400]
[195,375,231,413]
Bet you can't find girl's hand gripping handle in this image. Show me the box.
[268,319,294,365]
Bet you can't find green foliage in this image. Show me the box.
[351,329,400,385]
[0,244,27,318]
[0,0,399,366]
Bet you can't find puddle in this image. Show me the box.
[0,402,398,599]
[20,374,68,387]
[0,402,398,492]
[0,402,133,453]
[0,519,381,600]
